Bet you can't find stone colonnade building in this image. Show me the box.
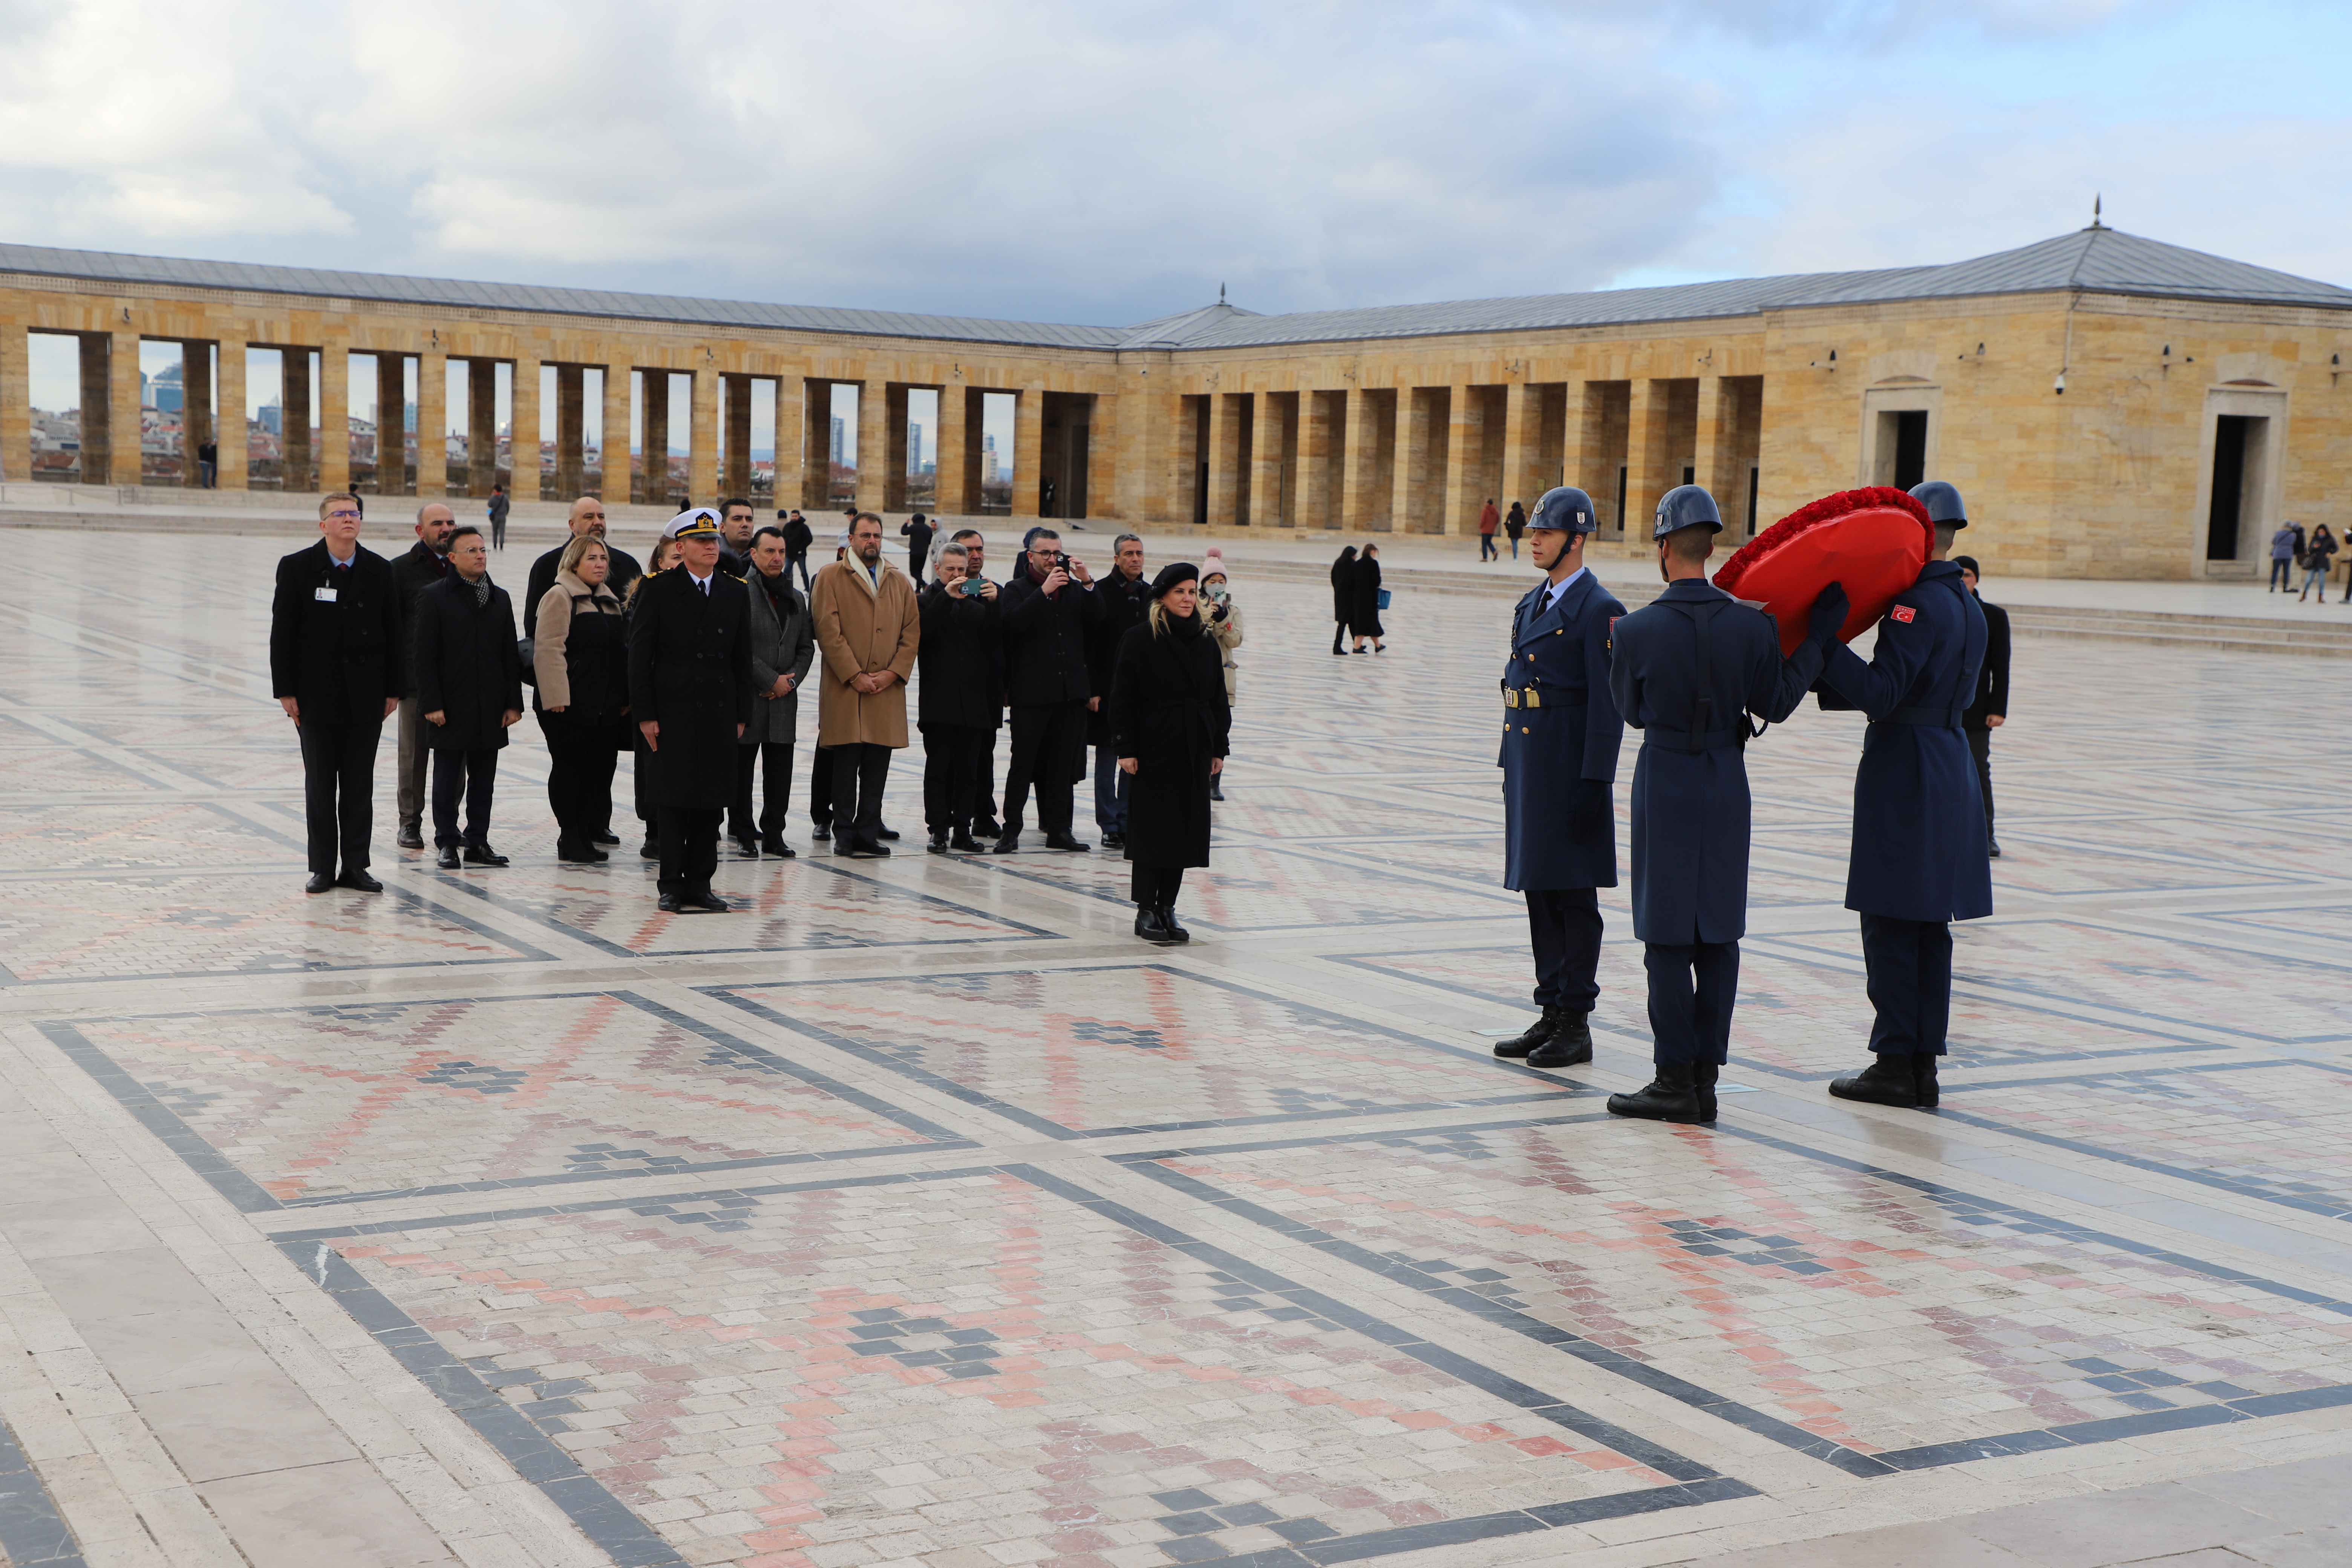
[3,224,2349,579]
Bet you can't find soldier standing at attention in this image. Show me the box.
[1492,486,1626,1071]
[1815,479,1992,1109]
[1603,487,1831,1123]
[628,509,754,914]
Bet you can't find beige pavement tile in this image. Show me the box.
[1962,1482,2279,1568]
[75,1306,282,1395]
[2231,1529,2345,1567]
[130,1374,363,1482]
[199,1457,460,1567]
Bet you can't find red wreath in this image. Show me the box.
[1712,486,1933,655]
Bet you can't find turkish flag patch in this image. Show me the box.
[1890,605,1916,624]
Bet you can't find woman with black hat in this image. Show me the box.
[1110,562,1231,943]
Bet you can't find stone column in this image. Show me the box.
[511,355,542,502]
[1205,392,1242,527]
[723,373,752,498]
[802,380,832,508]
[641,371,669,506]
[108,329,142,488]
[769,372,800,511]
[216,341,247,491]
[283,348,313,493]
[1440,380,1485,536]
[178,341,211,489]
[600,359,629,502]
[1391,387,1431,534]
[1297,389,1332,528]
[554,364,585,499]
[1250,390,1286,527]
[1625,378,1671,541]
[1086,389,1116,523]
[1693,375,1732,504]
[318,341,351,494]
[1010,387,1042,518]
[934,381,970,515]
[1500,380,1540,515]
[882,382,909,513]
[468,360,497,498]
[688,368,718,506]
[416,352,446,499]
[1340,389,1378,531]
[376,353,408,495]
[849,380,883,514]
[0,322,27,485]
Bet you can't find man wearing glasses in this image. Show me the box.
[270,493,404,894]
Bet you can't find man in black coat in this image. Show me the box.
[271,493,404,893]
[413,525,524,869]
[781,510,814,590]
[917,542,1003,852]
[1953,554,2011,858]
[629,509,754,913]
[949,528,1005,836]
[1086,533,1151,848]
[900,512,935,577]
[390,502,457,850]
[524,497,642,639]
[487,482,510,550]
[994,527,1102,853]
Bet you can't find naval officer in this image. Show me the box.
[1493,486,1627,1070]
[1813,479,1992,1109]
[1603,486,1831,1123]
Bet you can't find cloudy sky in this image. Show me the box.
[3,0,2347,328]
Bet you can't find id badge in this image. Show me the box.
[315,586,338,602]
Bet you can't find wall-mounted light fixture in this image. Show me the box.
[2054,372,2067,394]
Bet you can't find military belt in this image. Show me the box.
[1643,725,1745,754]
[1873,706,1965,729]
[1503,686,1568,709]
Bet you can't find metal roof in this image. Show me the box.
[3,227,2345,356]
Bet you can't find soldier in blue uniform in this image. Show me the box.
[1815,479,1993,1109]
[1603,486,1834,1122]
[1494,486,1627,1070]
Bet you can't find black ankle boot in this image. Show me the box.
[1135,904,1176,945]
[1694,1060,1720,1124]
[1527,1011,1593,1069]
[1829,1053,1918,1107]
[1913,1054,1940,1109]
[1160,904,1191,942]
[1492,1006,1560,1060]
[1607,1061,1701,1122]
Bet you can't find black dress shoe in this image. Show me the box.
[1913,1055,1940,1109]
[1988,839,2002,859]
[926,831,949,854]
[1159,904,1191,942]
[1331,649,1351,658]
[657,892,685,913]
[735,836,761,858]
[463,844,510,867]
[761,838,796,859]
[640,838,660,859]
[556,841,592,864]
[842,838,889,859]
[1527,1012,1593,1069]
[304,871,335,894]
[950,830,983,853]
[336,870,383,893]
[689,889,732,912]
[1492,1008,1560,1060]
[1607,1061,1702,1122]
[1828,1054,1918,1108]
[1043,832,1090,852]
[593,831,620,845]
[993,831,1020,854]
[396,827,425,850]
[813,822,832,842]
[974,818,1003,839]
[1100,830,1125,849]
[1208,780,1225,801]
[436,847,461,870]
[877,825,901,841]
[1135,905,1177,944]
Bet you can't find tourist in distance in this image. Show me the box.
[413,524,524,871]
[270,492,404,894]
[1088,533,1152,848]
[916,541,1002,853]
[1817,478,1992,1112]
[733,527,815,858]
[487,481,509,550]
[390,502,458,851]
[628,508,754,913]
[1953,554,2011,858]
[1490,487,1625,1070]
[1479,497,1501,560]
[1348,542,1387,652]
[526,497,642,642]
[2269,520,2299,591]
[1602,485,1828,1124]
[2300,523,2337,602]
[1200,548,1243,801]
[623,534,683,858]
[900,512,936,577]
[532,535,629,864]
[1328,544,1358,656]
[781,509,814,590]
[1111,563,1231,944]
[810,513,921,859]
[950,528,1006,838]
[995,528,1102,853]
[1504,500,1527,559]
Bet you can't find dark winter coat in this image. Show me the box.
[743,567,816,747]
[532,572,629,724]
[1087,569,1153,744]
[389,539,453,652]
[412,575,524,751]
[1329,548,1358,622]
[1350,553,1385,636]
[782,517,814,554]
[1964,595,2011,729]
[1499,570,1625,891]
[917,581,1004,730]
[626,567,755,808]
[1109,614,1231,869]
[271,540,405,724]
[1504,504,1527,540]
[1000,573,1105,706]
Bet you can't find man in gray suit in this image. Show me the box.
[734,526,816,857]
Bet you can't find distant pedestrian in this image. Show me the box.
[488,482,510,550]
[901,512,936,577]
[390,503,458,850]
[1201,548,1243,801]
[1350,543,1386,653]
[2272,521,2301,590]
[413,525,524,870]
[198,438,217,488]
[1329,545,1357,656]
[1953,555,2011,859]
[917,542,1002,853]
[782,509,814,590]
[1504,501,1527,559]
[812,513,921,858]
[534,535,630,864]
[734,527,815,858]
[1111,562,1231,944]
[1479,498,1500,561]
[2301,524,2337,602]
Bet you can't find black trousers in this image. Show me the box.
[631,729,655,832]
[657,805,720,896]
[1132,864,1186,907]
[541,715,620,848]
[1967,727,1995,846]
[298,717,382,876]
[1003,699,1089,835]
[431,747,499,848]
[973,727,1000,827]
[1645,941,1738,1065]
[1525,887,1603,1012]
[808,744,834,828]
[786,550,810,590]
[731,742,795,844]
[1860,913,1954,1057]
[922,723,989,831]
[830,742,892,843]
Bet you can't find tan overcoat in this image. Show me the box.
[811,557,920,747]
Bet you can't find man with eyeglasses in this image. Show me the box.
[270,493,404,894]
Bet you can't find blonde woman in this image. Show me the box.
[534,536,629,862]
[1109,564,1231,943]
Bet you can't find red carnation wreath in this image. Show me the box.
[1712,486,1933,655]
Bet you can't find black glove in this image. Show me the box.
[1807,582,1850,643]
[1568,779,1607,846]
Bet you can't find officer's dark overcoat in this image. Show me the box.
[1500,570,1626,891]
[1816,560,1992,922]
[626,567,754,808]
[1609,580,1821,944]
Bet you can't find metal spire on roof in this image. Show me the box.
[2088,194,2105,230]
[1219,282,1226,304]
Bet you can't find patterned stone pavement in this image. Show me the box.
[2,530,2350,1568]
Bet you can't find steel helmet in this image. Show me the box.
[1528,486,1599,534]
[1908,480,1967,528]
[1652,484,1723,539]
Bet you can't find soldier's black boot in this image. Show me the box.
[1491,1007,1560,1060]
[1693,1060,1720,1124]
[1913,1054,1940,1109]
[1527,1011,1593,1069]
[1606,1061,1701,1123]
[1828,1053,1918,1108]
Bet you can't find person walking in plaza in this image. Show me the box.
[1329,545,1357,656]
[917,541,1002,853]
[1349,543,1387,652]
[1816,479,1992,1111]
[623,534,682,858]
[488,482,510,551]
[414,525,523,870]
[812,512,920,858]
[901,513,936,577]
[1112,563,1231,944]
[951,528,1006,837]
[996,528,1102,852]
[718,499,759,578]
[782,509,814,590]
[390,502,457,851]
[198,438,217,488]
[1201,548,1242,800]
[2300,523,2337,602]
[735,527,815,858]
[1490,487,1625,1070]
[1088,533,1152,847]
[1478,498,1501,561]
[628,509,754,912]
[1602,486,1828,1125]
[2270,521,2299,591]
[533,535,630,864]
[1504,501,1527,560]
[526,497,642,641]
[1954,554,2011,858]
[271,492,404,894]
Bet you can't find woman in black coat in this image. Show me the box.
[1328,545,1357,656]
[1349,543,1386,653]
[1111,563,1231,944]
[412,525,524,868]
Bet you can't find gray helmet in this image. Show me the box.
[1908,480,1967,528]
[1529,486,1598,534]
[1652,484,1722,540]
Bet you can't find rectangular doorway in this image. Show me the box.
[2207,414,2260,560]
[1891,411,1926,490]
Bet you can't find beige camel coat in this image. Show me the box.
[811,556,920,748]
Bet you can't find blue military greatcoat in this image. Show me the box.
[1609,582,1823,944]
[1816,561,1993,923]
[1500,569,1626,891]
